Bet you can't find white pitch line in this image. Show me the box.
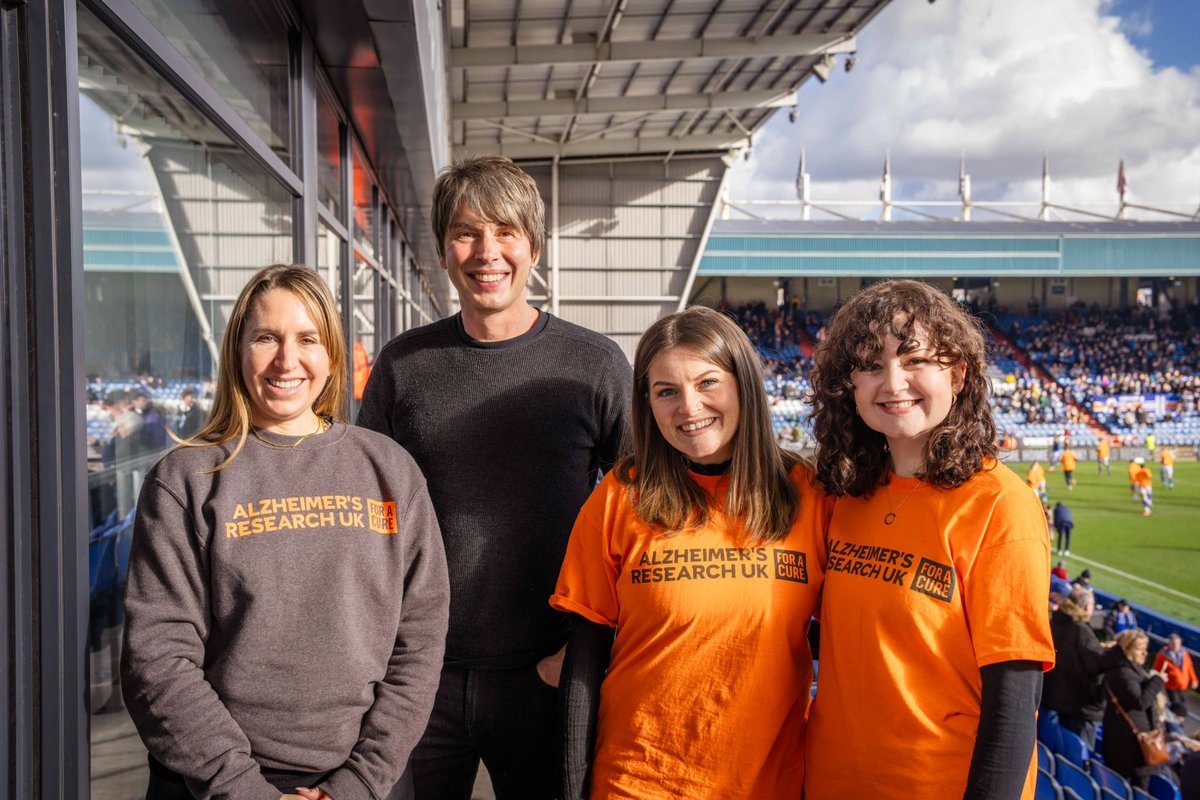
[1069,554,1200,606]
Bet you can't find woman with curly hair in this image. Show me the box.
[804,280,1054,800]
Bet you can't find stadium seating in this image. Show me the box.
[1145,775,1182,800]
[1039,768,1065,800]
[1038,740,1056,777]
[1057,726,1091,769]
[1055,755,1100,800]
[1089,760,1132,800]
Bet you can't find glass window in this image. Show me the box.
[129,0,293,165]
[79,6,293,794]
[316,222,344,308]
[317,87,343,218]
[352,260,378,405]
[352,143,376,263]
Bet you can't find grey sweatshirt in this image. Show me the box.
[121,421,449,800]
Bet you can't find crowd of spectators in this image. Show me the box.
[1007,303,1200,430]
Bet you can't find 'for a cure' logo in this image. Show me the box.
[910,558,955,603]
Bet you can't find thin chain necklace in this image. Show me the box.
[883,479,923,525]
[251,417,326,449]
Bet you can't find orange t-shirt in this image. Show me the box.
[1061,450,1077,472]
[1161,449,1175,467]
[551,464,832,799]
[1026,462,1045,487]
[1128,461,1140,481]
[1135,466,1153,489]
[1097,439,1111,459]
[805,461,1055,800]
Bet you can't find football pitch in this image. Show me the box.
[1004,458,1200,627]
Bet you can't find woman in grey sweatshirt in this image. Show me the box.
[121,265,449,800]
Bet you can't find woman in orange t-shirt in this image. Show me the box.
[552,306,831,799]
[806,280,1055,800]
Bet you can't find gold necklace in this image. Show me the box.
[883,480,922,525]
[251,417,325,449]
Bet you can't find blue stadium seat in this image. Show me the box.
[1057,725,1091,768]
[1039,714,1064,753]
[1102,790,1128,800]
[1088,760,1131,800]
[1145,775,1181,800]
[1038,768,1064,800]
[1038,740,1056,777]
[1055,755,1100,800]
[88,528,118,601]
[1132,789,1154,800]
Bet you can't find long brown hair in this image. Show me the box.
[618,306,802,543]
[183,264,347,470]
[809,280,997,496]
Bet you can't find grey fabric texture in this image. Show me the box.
[357,312,632,668]
[121,421,449,800]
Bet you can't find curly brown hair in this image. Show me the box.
[809,280,997,496]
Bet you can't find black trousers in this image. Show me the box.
[409,663,558,800]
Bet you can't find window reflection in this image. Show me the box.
[318,88,343,218]
[129,0,293,165]
[79,6,293,795]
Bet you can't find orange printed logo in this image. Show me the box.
[367,499,398,534]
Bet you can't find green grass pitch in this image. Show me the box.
[1002,458,1200,627]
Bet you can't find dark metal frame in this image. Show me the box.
[1,1,89,796]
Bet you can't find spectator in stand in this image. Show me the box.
[133,390,168,452]
[1101,629,1171,790]
[1160,446,1177,490]
[1042,587,1109,749]
[1061,447,1078,491]
[1153,633,1199,718]
[1134,459,1154,517]
[1073,568,1094,590]
[805,280,1053,800]
[1052,560,1070,581]
[175,386,205,439]
[1053,502,1075,556]
[553,306,831,799]
[1105,599,1140,638]
[1097,436,1112,475]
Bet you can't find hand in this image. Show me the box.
[537,646,567,688]
[293,789,333,800]
[1150,668,1169,681]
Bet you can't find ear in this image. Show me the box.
[951,361,967,394]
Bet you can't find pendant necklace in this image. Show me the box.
[883,479,922,525]
[251,417,326,449]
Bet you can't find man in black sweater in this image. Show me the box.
[358,155,632,799]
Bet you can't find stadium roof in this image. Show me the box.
[712,220,1200,235]
[444,0,894,160]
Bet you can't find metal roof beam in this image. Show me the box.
[453,132,744,160]
[451,33,855,69]
[454,88,794,120]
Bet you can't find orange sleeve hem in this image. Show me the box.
[549,594,616,628]
[977,650,1057,672]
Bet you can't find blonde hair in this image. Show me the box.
[1114,628,1149,663]
[1059,587,1094,623]
[183,264,347,470]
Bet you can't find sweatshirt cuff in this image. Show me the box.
[321,767,374,800]
[213,769,282,800]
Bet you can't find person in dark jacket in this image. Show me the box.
[1053,501,1075,556]
[1042,587,1109,748]
[1102,629,1171,789]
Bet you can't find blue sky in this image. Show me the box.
[1114,0,1200,72]
[729,0,1200,219]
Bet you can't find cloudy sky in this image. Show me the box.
[728,0,1200,220]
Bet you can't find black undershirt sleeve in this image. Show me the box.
[559,615,615,800]
[962,660,1045,800]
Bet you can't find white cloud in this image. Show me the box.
[729,0,1200,220]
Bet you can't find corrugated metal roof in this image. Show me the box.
[449,0,895,160]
